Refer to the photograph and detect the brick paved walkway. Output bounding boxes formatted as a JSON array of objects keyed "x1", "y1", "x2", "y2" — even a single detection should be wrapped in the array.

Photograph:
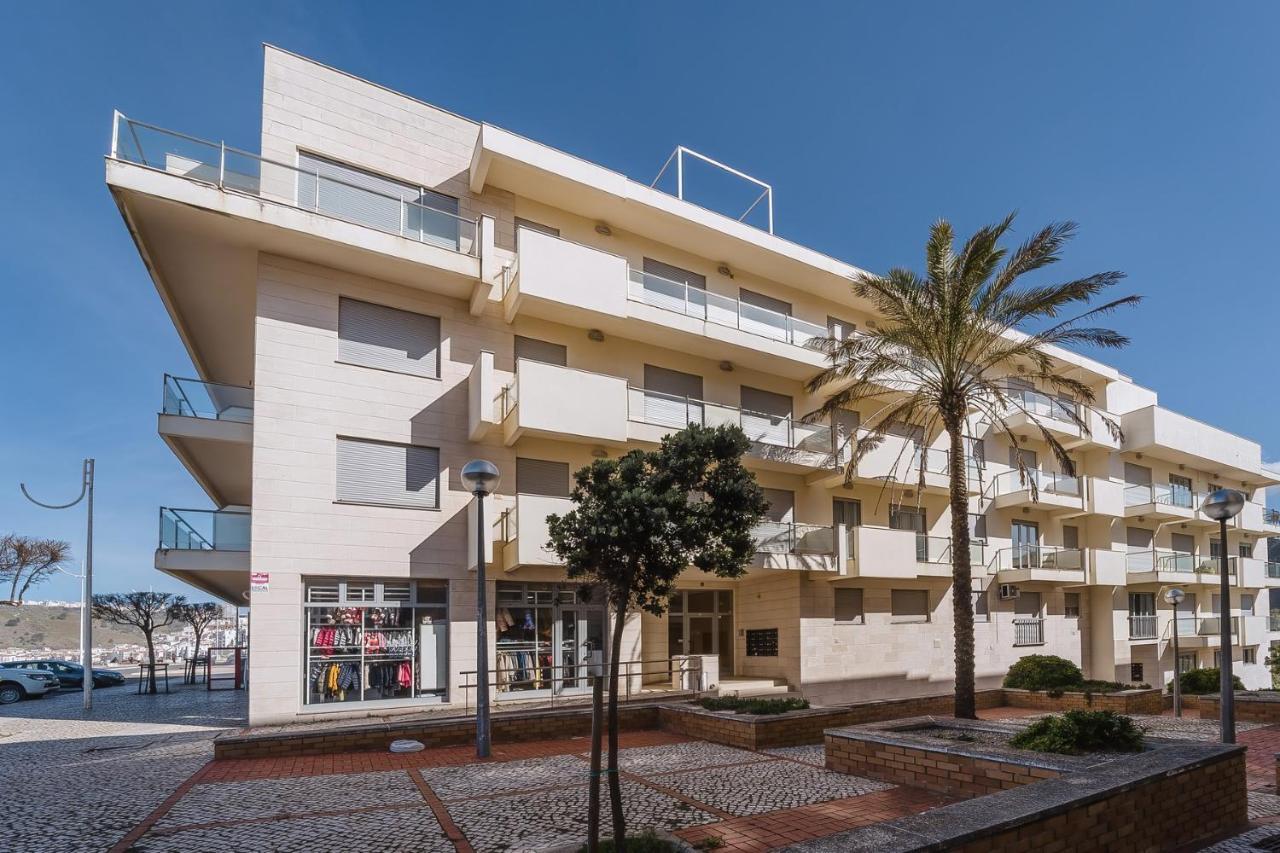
[{"x1": 124, "y1": 731, "x2": 949, "y2": 852}]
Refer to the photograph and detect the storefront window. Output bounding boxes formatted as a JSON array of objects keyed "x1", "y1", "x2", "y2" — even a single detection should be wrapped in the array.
[
  {"x1": 495, "y1": 582, "x2": 606, "y2": 697},
  {"x1": 304, "y1": 578, "x2": 448, "y2": 707}
]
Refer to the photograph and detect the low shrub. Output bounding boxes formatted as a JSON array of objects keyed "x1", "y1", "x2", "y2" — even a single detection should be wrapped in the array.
[
  {"x1": 1003, "y1": 655, "x2": 1084, "y2": 692},
  {"x1": 697, "y1": 696, "x2": 810, "y2": 715},
  {"x1": 1167, "y1": 668, "x2": 1245, "y2": 696},
  {"x1": 1009, "y1": 710, "x2": 1145, "y2": 755}
]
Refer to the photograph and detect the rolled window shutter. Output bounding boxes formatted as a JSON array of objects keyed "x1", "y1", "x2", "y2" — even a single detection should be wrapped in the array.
[
  {"x1": 515, "y1": 458, "x2": 570, "y2": 498},
  {"x1": 514, "y1": 336, "x2": 567, "y2": 367},
  {"x1": 338, "y1": 297, "x2": 440, "y2": 378},
  {"x1": 337, "y1": 438, "x2": 439, "y2": 508}
]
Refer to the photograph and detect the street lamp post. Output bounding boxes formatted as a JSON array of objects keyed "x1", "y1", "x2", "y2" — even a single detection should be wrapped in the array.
[
  {"x1": 1164, "y1": 587, "x2": 1185, "y2": 717},
  {"x1": 1201, "y1": 488, "x2": 1246, "y2": 744},
  {"x1": 20, "y1": 459, "x2": 95, "y2": 712},
  {"x1": 461, "y1": 460, "x2": 500, "y2": 759}
]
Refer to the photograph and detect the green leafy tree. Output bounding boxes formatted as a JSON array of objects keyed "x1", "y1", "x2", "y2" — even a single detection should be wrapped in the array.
[
  {"x1": 547, "y1": 423, "x2": 768, "y2": 849},
  {"x1": 91, "y1": 592, "x2": 185, "y2": 693},
  {"x1": 172, "y1": 601, "x2": 224, "y2": 683},
  {"x1": 805, "y1": 215, "x2": 1137, "y2": 718}
]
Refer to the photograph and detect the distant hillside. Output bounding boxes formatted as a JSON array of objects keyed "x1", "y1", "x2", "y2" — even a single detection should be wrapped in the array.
[{"x1": 0, "y1": 605, "x2": 185, "y2": 650}]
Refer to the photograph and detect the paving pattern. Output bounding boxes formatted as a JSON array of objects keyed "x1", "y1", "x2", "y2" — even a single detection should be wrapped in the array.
[
  {"x1": 654, "y1": 759, "x2": 893, "y2": 817},
  {"x1": 764, "y1": 744, "x2": 826, "y2": 767},
  {"x1": 1202, "y1": 824, "x2": 1280, "y2": 852}
]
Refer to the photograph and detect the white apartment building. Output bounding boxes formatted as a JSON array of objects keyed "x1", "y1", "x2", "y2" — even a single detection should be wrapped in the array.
[{"x1": 107, "y1": 46, "x2": 1280, "y2": 726}]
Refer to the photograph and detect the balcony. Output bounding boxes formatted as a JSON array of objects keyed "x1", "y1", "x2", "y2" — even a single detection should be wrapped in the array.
[
  {"x1": 1163, "y1": 616, "x2": 1240, "y2": 647},
  {"x1": 1128, "y1": 614, "x2": 1157, "y2": 640},
  {"x1": 504, "y1": 229, "x2": 828, "y2": 380},
  {"x1": 988, "y1": 546, "x2": 1086, "y2": 585},
  {"x1": 988, "y1": 470, "x2": 1083, "y2": 513},
  {"x1": 154, "y1": 507, "x2": 250, "y2": 603},
  {"x1": 492, "y1": 494, "x2": 572, "y2": 571},
  {"x1": 158, "y1": 375, "x2": 253, "y2": 506},
  {"x1": 1125, "y1": 550, "x2": 1237, "y2": 585},
  {"x1": 1013, "y1": 618, "x2": 1045, "y2": 646},
  {"x1": 1265, "y1": 507, "x2": 1280, "y2": 533},
  {"x1": 843, "y1": 527, "x2": 981, "y2": 579},
  {"x1": 496, "y1": 360, "x2": 630, "y2": 446},
  {"x1": 1271, "y1": 614, "x2": 1280, "y2": 632},
  {"x1": 751, "y1": 522, "x2": 838, "y2": 572},
  {"x1": 821, "y1": 432, "x2": 981, "y2": 495},
  {"x1": 1120, "y1": 405, "x2": 1275, "y2": 487},
  {"x1": 628, "y1": 388, "x2": 835, "y2": 471},
  {"x1": 1237, "y1": 502, "x2": 1280, "y2": 535},
  {"x1": 1123, "y1": 483, "x2": 1197, "y2": 522}
]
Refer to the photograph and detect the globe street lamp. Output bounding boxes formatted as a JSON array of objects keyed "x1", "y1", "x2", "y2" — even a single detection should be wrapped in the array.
[
  {"x1": 1164, "y1": 587, "x2": 1186, "y2": 717},
  {"x1": 461, "y1": 459, "x2": 500, "y2": 758},
  {"x1": 1201, "y1": 488, "x2": 1245, "y2": 743}
]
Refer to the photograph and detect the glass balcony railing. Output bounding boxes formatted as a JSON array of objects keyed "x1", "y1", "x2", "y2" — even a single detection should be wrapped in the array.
[
  {"x1": 1267, "y1": 562, "x2": 1280, "y2": 579},
  {"x1": 112, "y1": 114, "x2": 478, "y2": 255},
  {"x1": 1271, "y1": 613, "x2": 1280, "y2": 632},
  {"x1": 989, "y1": 469, "x2": 1081, "y2": 499},
  {"x1": 1128, "y1": 615, "x2": 1157, "y2": 640},
  {"x1": 627, "y1": 269, "x2": 826, "y2": 349},
  {"x1": 1263, "y1": 507, "x2": 1280, "y2": 529},
  {"x1": 1165, "y1": 616, "x2": 1239, "y2": 638},
  {"x1": 628, "y1": 388, "x2": 833, "y2": 456},
  {"x1": 1002, "y1": 386, "x2": 1080, "y2": 423},
  {"x1": 988, "y1": 545, "x2": 1084, "y2": 572},
  {"x1": 915, "y1": 535, "x2": 986, "y2": 565},
  {"x1": 1123, "y1": 482, "x2": 1197, "y2": 509},
  {"x1": 162, "y1": 375, "x2": 253, "y2": 423},
  {"x1": 1125, "y1": 549, "x2": 1236, "y2": 575},
  {"x1": 159, "y1": 507, "x2": 250, "y2": 551},
  {"x1": 752, "y1": 522, "x2": 835, "y2": 556}
]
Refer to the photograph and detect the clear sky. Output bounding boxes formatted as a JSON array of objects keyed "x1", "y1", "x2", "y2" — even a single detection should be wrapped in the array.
[{"x1": 1, "y1": 2, "x2": 1277, "y2": 602}]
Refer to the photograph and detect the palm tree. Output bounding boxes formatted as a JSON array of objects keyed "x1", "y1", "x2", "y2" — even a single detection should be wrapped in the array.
[{"x1": 804, "y1": 215, "x2": 1138, "y2": 718}]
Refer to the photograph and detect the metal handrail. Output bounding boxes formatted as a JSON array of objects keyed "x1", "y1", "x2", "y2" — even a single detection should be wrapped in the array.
[
  {"x1": 162, "y1": 374, "x2": 253, "y2": 422},
  {"x1": 628, "y1": 387, "x2": 833, "y2": 454},
  {"x1": 111, "y1": 113, "x2": 479, "y2": 256},
  {"x1": 457, "y1": 656, "x2": 683, "y2": 714},
  {"x1": 626, "y1": 268, "x2": 826, "y2": 347},
  {"x1": 158, "y1": 507, "x2": 250, "y2": 551},
  {"x1": 1127, "y1": 614, "x2": 1157, "y2": 640},
  {"x1": 988, "y1": 545, "x2": 1085, "y2": 572}
]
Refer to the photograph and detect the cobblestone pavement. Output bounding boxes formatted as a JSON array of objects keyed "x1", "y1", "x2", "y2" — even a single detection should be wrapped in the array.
[{"x1": 0, "y1": 676, "x2": 247, "y2": 853}]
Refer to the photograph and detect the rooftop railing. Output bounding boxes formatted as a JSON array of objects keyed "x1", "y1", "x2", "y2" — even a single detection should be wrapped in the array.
[
  {"x1": 162, "y1": 375, "x2": 253, "y2": 423},
  {"x1": 628, "y1": 388, "x2": 833, "y2": 457},
  {"x1": 989, "y1": 545, "x2": 1084, "y2": 572},
  {"x1": 627, "y1": 268, "x2": 826, "y2": 349},
  {"x1": 159, "y1": 507, "x2": 250, "y2": 551},
  {"x1": 988, "y1": 469, "x2": 1081, "y2": 499},
  {"x1": 1123, "y1": 482, "x2": 1197, "y2": 509},
  {"x1": 111, "y1": 114, "x2": 478, "y2": 256}
]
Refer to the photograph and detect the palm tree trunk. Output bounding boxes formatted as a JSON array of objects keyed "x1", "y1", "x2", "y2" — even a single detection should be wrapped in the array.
[
  {"x1": 607, "y1": 602, "x2": 627, "y2": 849},
  {"x1": 946, "y1": 417, "x2": 977, "y2": 719}
]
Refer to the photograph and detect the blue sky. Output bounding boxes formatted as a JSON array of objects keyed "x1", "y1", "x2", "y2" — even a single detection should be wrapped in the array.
[{"x1": 1, "y1": 2, "x2": 1277, "y2": 601}]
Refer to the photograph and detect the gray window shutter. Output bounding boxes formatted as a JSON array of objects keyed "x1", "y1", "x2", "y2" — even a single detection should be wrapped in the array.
[
  {"x1": 336, "y1": 438, "x2": 439, "y2": 508},
  {"x1": 642, "y1": 365, "x2": 704, "y2": 427},
  {"x1": 760, "y1": 488, "x2": 795, "y2": 523},
  {"x1": 1124, "y1": 463, "x2": 1152, "y2": 486},
  {"x1": 514, "y1": 336, "x2": 567, "y2": 368},
  {"x1": 739, "y1": 288, "x2": 792, "y2": 316},
  {"x1": 740, "y1": 386, "x2": 793, "y2": 446},
  {"x1": 834, "y1": 588, "x2": 863, "y2": 623},
  {"x1": 338, "y1": 298, "x2": 440, "y2": 378},
  {"x1": 1171, "y1": 532, "x2": 1195, "y2": 554},
  {"x1": 516, "y1": 458, "x2": 571, "y2": 498},
  {"x1": 642, "y1": 258, "x2": 705, "y2": 290},
  {"x1": 1014, "y1": 591, "x2": 1042, "y2": 617},
  {"x1": 1126, "y1": 527, "x2": 1153, "y2": 549},
  {"x1": 890, "y1": 589, "x2": 928, "y2": 619},
  {"x1": 514, "y1": 217, "x2": 560, "y2": 248}
]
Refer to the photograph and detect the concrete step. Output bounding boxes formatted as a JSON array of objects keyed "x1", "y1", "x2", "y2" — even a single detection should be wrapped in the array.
[{"x1": 716, "y1": 678, "x2": 793, "y2": 698}]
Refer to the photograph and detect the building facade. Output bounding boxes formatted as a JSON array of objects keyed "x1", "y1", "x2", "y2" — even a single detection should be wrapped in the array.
[{"x1": 108, "y1": 47, "x2": 1280, "y2": 725}]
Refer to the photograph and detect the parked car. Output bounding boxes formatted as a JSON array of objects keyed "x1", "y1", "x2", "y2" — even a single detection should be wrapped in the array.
[
  {"x1": 0, "y1": 668, "x2": 59, "y2": 704},
  {"x1": 0, "y1": 660, "x2": 127, "y2": 689}
]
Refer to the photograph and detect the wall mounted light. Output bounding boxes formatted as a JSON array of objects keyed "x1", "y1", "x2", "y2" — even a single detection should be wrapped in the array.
[
  {"x1": 587, "y1": 329, "x2": 605, "y2": 342},
  {"x1": 717, "y1": 264, "x2": 734, "y2": 278},
  {"x1": 594, "y1": 222, "x2": 612, "y2": 236},
  {"x1": 719, "y1": 361, "x2": 734, "y2": 372}
]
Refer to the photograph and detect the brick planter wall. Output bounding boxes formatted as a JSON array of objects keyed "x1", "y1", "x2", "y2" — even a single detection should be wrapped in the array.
[
  {"x1": 1002, "y1": 687, "x2": 1164, "y2": 715},
  {"x1": 1200, "y1": 692, "x2": 1280, "y2": 723},
  {"x1": 214, "y1": 702, "x2": 661, "y2": 760},
  {"x1": 659, "y1": 705, "x2": 855, "y2": 750}
]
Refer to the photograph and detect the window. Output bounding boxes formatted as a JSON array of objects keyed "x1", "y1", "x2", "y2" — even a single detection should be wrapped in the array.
[
  {"x1": 1177, "y1": 653, "x2": 1197, "y2": 675},
  {"x1": 336, "y1": 438, "x2": 440, "y2": 509},
  {"x1": 1130, "y1": 663, "x2": 1144, "y2": 683},
  {"x1": 833, "y1": 499, "x2": 862, "y2": 528},
  {"x1": 890, "y1": 589, "x2": 929, "y2": 623},
  {"x1": 515, "y1": 458, "x2": 571, "y2": 498},
  {"x1": 642, "y1": 258, "x2": 706, "y2": 291},
  {"x1": 834, "y1": 588, "x2": 864, "y2": 624},
  {"x1": 1242, "y1": 594, "x2": 1256, "y2": 615},
  {"x1": 1214, "y1": 651, "x2": 1222, "y2": 669},
  {"x1": 1169, "y1": 474, "x2": 1193, "y2": 508},
  {"x1": 1064, "y1": 593, "x2": 1081, "y2": 618},
  {"x1": 973, "y1": 582, "x2": 990, "y2": 623},
  {"x1": 1239, "y1": 543, "x2": 1253, "y2": 559},
  {"x1": 642, "y1": 365, "x2": 704, "y2": 427},
  {"x1": 337, "y1": 297, "x2": 440, "y2": 378},
  {"x1": 1245, "y1": 648, "x2": 1258, "y2": 665},
  {"x1": 1062, "y1": 525, "x2": 1080, "y2": 551},
  {"x1": 969, "y1": 513, "x2": 988, "y2": 543},
  {"x1": 514, "y1": 336, "x2": 567, "y2": 368},
  {"x1": 514, "y1": 217, "x2": 560, "y2": 247},
  {"x1": 827, "y1": 316, "x2": 857, "y2": 340}
]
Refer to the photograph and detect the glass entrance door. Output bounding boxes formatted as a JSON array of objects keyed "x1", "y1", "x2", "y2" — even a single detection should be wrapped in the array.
[
  {"x1": 667, "y1": 590, "x2": 734, "y2": 676},
  {"x1": 558, "y1": 606, "x2": 605, "y2": 692}
]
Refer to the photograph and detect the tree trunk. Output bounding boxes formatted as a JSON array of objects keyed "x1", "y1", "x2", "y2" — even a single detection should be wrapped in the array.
[
  {"x1": 607, "y1": 602, "x2": 627, "y2": 849},
  {"x1": 144, "y1": 631, "x2": 157, "y2": 695},
  {"x1": 946, "y1": 415, "x2": 977, "y2": 719},
  {"x1": 190, "y1": 629, "x2": 203, "y2": 685}
]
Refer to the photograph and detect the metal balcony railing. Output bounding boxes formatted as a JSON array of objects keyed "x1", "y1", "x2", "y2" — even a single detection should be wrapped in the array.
[
  {"x1": 988, "y1": 469, "x2": 1081, "y2": 499},
  {"x1": 627, "y1": 268, "x2": 826, "y2": 348},
  {"x1": 752, "y1": 522, "x2": 835, "y2": 556},
  {"x1": 1128, "y1": 615, "x2": 1157, "y2": 640},
  {"x1": 1123, "y1": 482, "x2": 1197, "y2": 509},
  {"x1": 159, "y1": 507, "x2": 250, "y2": 551},
  {"x1": 629, "y1": 388, "x2": 833, "y2": 456},
  {"x1": 162, "y1": 375, "x2": 253, "y2": 423},
  {"x1": 112, "y1": 114, "x2": 479, "y2": 256},
  {"x1": 1013, "y1": 618, "x2": 1045, "y2": 646},
  {"x1": 989, "y1": 545, "x2": 1084, "y2": 572}
]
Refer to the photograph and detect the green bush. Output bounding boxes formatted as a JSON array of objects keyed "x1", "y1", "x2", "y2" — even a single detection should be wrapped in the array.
[
  {"x1": 697, "y1": 696, "x2": 810, "y2": 715},
  {"x1": 1167, "y1": 668, "x2": 1245, "y2": 696},
  {"x1": 1009, "y1": 710, "x2": 1145, "y2": 755},
  {"x1": 1002, "y1": 655, "x2": 1084, "y2": 692},
  {"x1": 578, "y1": 830, "x2": 679, "y2": 852}
]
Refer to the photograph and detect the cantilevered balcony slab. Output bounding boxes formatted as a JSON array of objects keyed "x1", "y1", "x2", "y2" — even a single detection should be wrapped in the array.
[
  {"x1": 1120, "y1": 405, "x2": 1277, "y2": 488},
  {"x1": 154, "y1": 507, "x2": 251, "y2": 604},
  {"x1": 989, "y1": 547, "x2": 1088, "y2": 586},
  {"x1": 157, "y1": 376, "x2": 253, "y2": 505}
]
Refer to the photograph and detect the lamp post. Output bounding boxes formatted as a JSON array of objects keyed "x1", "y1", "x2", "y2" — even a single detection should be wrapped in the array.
[
  {"x1": 1164, "y1": 587, "x2": 1185, "y2": 717},
  {"x1": 461, "y1": 459, "x2": 500, "y2": 759},
  {"x1": 21, "y1": 459, "x2": 95, "y2": 713},
  {"x1": 1201, "y1": 488, "x2": 1245, "y2": 743}
]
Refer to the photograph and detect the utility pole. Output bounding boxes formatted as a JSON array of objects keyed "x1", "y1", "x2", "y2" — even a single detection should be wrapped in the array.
[{"x1": 22, "y1": 459, "x2": 95, "y2": 712}]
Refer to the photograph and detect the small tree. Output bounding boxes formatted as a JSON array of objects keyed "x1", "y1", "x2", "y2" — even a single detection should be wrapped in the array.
[
  {"x1": 92, "y1": 592, "x2": 185, "y2": 693},
  {"x1": 547, "y1": 423, "x2": 768, "y2": 849},
  {"x1": 172, "y1": 601, "x2": 224, "y2": 683},
  {"x1": 1, "y1": 535, "x2": 72, "y2": 605}
]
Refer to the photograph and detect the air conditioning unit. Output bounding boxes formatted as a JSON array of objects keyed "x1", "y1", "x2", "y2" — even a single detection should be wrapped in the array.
[{"x1": 998, "y1": 584, "x2": 1021, "y2": 601}]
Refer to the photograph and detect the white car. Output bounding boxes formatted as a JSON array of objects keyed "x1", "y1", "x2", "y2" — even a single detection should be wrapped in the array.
[{"x1": 0, "y1": 667, "x2": 59, "y2": 704}]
